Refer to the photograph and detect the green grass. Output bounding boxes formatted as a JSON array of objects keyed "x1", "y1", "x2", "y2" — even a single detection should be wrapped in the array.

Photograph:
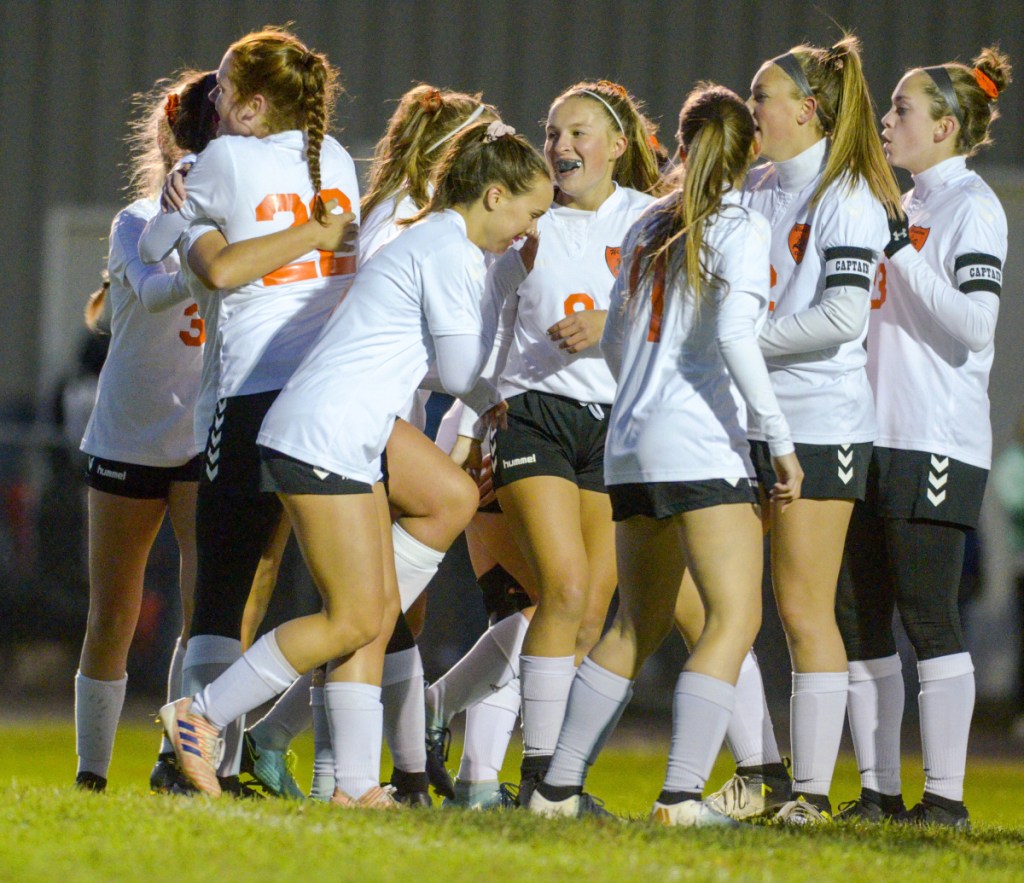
[{"x1": 3, "y1": 717, "x2": 1023, "y2": 882}]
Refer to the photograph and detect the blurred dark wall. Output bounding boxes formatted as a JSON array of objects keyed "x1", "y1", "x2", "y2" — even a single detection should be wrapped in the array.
[{"x1": 2, "y1": 0, "x2": 1022, "y2": 402}]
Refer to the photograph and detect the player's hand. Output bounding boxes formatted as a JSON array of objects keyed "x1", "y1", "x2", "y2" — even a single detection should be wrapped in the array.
[
  {"x1": 547, "y1": 309, "x2": 607, "y2": 354},
  {"x1": 884, "y1": 208, "x2": 911, "y2": 258},
  {"x1": 484, "y1": 399, "x2": 508, "y2": 431},
  {"x1": 161, "y1": 164, "x2": 192, "y2": 213},
  {"x1": 449, "y1": 434, "x2": 478, "y2": 468},
  {"x1": 475, "y1": 453, "x2": 497, "y2": 507},
  {"x1": 312, "y1": 199, "x2": 357, "y2": 252},
  {"x1": 518, "y1": 229, "x2": 540, "y2": 273},
  {"x1": 768, "y1": 451, "x2": 803, "y2": 512}
]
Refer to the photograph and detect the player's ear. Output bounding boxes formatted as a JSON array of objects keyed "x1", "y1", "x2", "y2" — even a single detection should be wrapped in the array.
[{"x1": 483, "y1": 184, "x2": 506, "y2": 211}]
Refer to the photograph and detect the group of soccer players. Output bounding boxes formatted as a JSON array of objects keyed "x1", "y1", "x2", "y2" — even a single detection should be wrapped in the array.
[{"x1": 72, "y1": 23, "x2": 1010, "y2": 830}]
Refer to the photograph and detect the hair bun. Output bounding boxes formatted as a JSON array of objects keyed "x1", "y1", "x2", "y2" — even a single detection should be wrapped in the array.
[
  {"x1": 483, "y1": 120, "x2": 516, "y2": 142},
  {"x1": 973, "y1": 67, "x2": 1000, "y2": 100},
  {"x1": 418, "y1": 88, "x2": 443, "y2": 112},
  {"x1": 164, "y1": 92, "x2": 181, "y2": 128}
]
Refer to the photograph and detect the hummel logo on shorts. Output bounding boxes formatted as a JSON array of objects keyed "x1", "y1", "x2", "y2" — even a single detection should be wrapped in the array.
[{"x1": 502, "y1": 454, "x2": 537, "y2": 470}]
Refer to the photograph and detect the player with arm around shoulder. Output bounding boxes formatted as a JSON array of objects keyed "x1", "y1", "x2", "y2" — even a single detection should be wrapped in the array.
[{"x1": 160, "y1": 119, "x2": 553, "y2": 805}]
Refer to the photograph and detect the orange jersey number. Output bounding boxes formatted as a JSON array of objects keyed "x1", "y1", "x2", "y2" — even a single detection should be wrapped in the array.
[
  {"x1": 179, "y1": 302, "x2": 205, "y2": 347},
  {"x1": 871, "y1": 263, "x2": 887, "y2": 310},
  {"x1": 563, "y1": 293, "x2": 596, "y2": 315},
  {"x1": 254, "y1": 189, "x2": 355, "y2": 287}
]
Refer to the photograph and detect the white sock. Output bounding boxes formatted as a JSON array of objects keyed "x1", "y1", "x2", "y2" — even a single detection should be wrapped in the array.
[
  {"x1": 724, "y1": 650, "x2": 782, "y2": 767},
  {"x1": 545, "y1": 659, "x2": 632, "y2": 788},
  {"x1": 160, "y1": 637, "x2": 186, "y2": 755},
  {"x1": 918, "y1": 652, "x2": 974, "y2": 802},
  {"x1": 847, "y1": 655, "x2": 904, "y2": 796},
  {"x1": 182, "y1": 634, "x2": 245, "y2": 777},
  {"x1": 459, "y1": 679, "x2": 521, "y2": 782},
  {"x1": 426, "y1": 612, "x2": 528, "y2": 730},
  {"x1": 392, "y1": 523, "x2": 445, "y2": 612},
  {"x1": 75, "y1": 672, "x2": 127, "y2": 778},
  {"x1": 250, "y1": 670, "x2": 314, "y2": 752},
  {"x1": 310, "y1": 684, "x2": 334, "y2": 800},
  {"x1": 193, "y1": 631, "x2": 300, "y2": 730},
  {"x1": 326, "y1": 681, "x2": 384, "y2": 800},
  {"x1": 382, "y1": 646, "x2": 426, "y2": 773},
  {"x1": 790, "y1": 671, "x2": 849, "y2": 797},
  {"x1": 663, "y1": 671, "x2": 736, "y2": 794},
  {"x1": 520, "y1": 654, "x2": 577, "y2": 758}
]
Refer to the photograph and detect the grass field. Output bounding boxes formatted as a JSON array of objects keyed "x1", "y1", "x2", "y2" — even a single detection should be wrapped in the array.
[{"x1": 3, "y1": 715, "x2": 1023, "y2": 882}]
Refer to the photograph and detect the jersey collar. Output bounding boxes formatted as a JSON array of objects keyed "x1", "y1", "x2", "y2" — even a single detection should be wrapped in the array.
[
  {"x1": 773, "y1": 137, "x2": 827, "y2": 194},
  {"x1": 911, "y1": 155, "x2": 968, "y2": 201}
]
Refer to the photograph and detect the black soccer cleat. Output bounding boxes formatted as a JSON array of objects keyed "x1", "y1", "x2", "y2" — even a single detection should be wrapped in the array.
[
  {"x1": 896, "y1": 795, "x2": 971, "y2": 832},
  {"x1": 390, "y1": 768, "x2": 433, "y2": 808},
  {"x1": 74, "y1": 771, "x2": 107, "y2": 793},
  {"x1": 425, "y1": 726, "x2": 456, "y2": 799},
  {"x1": 149, "y1": 752, "x2": 181, "y2": 794},
  {"x1": 835, "y1": 788, "x2": 906, "y2": 823}
]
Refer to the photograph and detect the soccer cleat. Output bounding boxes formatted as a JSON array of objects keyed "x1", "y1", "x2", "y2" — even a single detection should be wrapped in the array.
[
  {"x1": 149, "y1": 752, "x2": 181, "y2": 794},
  {"x1": 74, "y1": 771, "x2": 107, "y2": 793},
  {"x1": 330, "y1": 784, "x2": 402, "y2": 809},
  {"x1": 896, "y1": 799, "x2": 971, "y2": 832},
  {"x1": 774, "y1": 797, "x2": 833, "y2": 825},
  {"x1": 425, "y1": 726, "x2": 456, "y2": 799},
  {"x1": 240, "y1": 731, "x2": 305, "y2": 799},
  {"x1": 835, "y1": 790, "x2": 905, "y2": 823},
  {"x1": 158, "y1": 697, "x2": 225, "y2": 798},
  {"x1": 310, "y1": 773, "x2": 335, "y2": 802},
  {"x1": 389, "y1": 768, "x2": 432, "y2": 808},
  {"x1": 219, "y1": 775, "x2": 265, "y2": 800},
  {"x1": 706, "y1": 767, "x2": 792, "y2": 819},
  {"x1": 650, "y1": 799, "x2": 739, "y2": 828},
  {"x1": 528, "y1": 789, "x2": 615, "y2": 819},
  {"x1": 443, "y1": 779, "x2": 518, "y2": 811}
]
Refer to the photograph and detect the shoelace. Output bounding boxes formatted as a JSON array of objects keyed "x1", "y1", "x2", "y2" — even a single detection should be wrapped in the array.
[
  {"x1": 778, "y1": 800, "x2": 829, "y2": 824},
  {"x1": 709, "y1": 774, "x2": 751, "y2": 812}
]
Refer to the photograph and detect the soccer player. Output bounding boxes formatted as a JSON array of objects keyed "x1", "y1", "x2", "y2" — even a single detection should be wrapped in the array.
[
  {"x1": 444, "y1": 80, "x2": 661, "y2": 807},
  {"x1": 529, "y1": 82, "x2": 801, "y2": 824},
  {"x1": 139, "y1": 26, "x2": 359, "y2": 795},
  {"x1": 713, "y1": 35, "x2": 900, "y2": 824},
  {"x1": 73, "y1": 70, "x2": 216, "y2": 792},
  {"x1": 161, "y1": 119, "x2": 553, "y2": 805},
  {"x1": 836, "y1": 47, "x2": 1012, "y2": 831}
]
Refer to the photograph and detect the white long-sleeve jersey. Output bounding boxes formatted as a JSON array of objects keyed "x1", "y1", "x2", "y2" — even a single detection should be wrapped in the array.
[
  {"x1": 743, "y1": 138, "x2": 888, "y2": 444},
  {"x1": 258, "y1": 210, "x2": 501, "y2": 484},
  {"x1": 602, "y1": 193, "x2": 792, "y2": 486},
  {"x1": 81, "y1": 198, "x2": 203, "y2": 467},
  {"x1": 143, "y1": 131, "x2": 360, "y2": 399},
  {"x1": 868, "y1": 156, "x2": 1006, "y2": 469}
]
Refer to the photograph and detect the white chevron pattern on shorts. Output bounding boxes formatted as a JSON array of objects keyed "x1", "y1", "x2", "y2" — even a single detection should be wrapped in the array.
[
  {"x1": 837, "y1": 444, "x2": 853, "y2": 484},
  {"x1": 927, "y1": 454, "x2": 948, "y2": 507}
]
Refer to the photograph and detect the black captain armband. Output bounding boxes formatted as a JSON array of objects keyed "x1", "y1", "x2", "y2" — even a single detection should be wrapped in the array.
[
  {"x1": 824, "y1": 246, "x2": 876, "y2": 291},
  {"x1": 955, "y1": 253, "x2": 1003, "y2": 297}
]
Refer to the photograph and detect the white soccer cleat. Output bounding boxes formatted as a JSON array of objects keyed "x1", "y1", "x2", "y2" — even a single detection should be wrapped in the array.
[
  {"x1": 330, "y1": 784, "x2": 402, "y2": 809},
  {"x1": 650, "y1": 798, "x2": 740, "y2": 827},
  {"x1": 529, "y1": 789, "x2": 614, "y2": 819},
  {"x1": 158, "y1": 697, "x2": 224, "y2": 798}
]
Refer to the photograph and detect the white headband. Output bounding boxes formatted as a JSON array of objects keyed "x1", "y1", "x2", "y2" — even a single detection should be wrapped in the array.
[
  {"x1": 426, "y1": 104, "x2": 487, "y2": 154},
  {"x1": 578, "y1": 89, "x2": 625, "y2": 133}
]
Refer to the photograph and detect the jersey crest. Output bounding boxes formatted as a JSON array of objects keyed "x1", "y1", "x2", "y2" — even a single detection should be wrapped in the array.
[
  {"x1": 605, "y1": 246, "x2": 622, "y2": 277},
  {"x1": 788, "y1": 223, "x2": 811, "y2": 264},
  {"x1": 909, "y1": 226, "x2": 930, "y2": 252}
]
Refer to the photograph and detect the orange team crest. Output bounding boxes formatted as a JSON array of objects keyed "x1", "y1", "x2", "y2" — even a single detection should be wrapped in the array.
[
  {"x1": 909, "y1": 226, "x2": 930, "y2": 251},
  {"x1": 605, "y1": 246, "x2": 622, "y2": 277},
  {"x1": 788, "y1": 223, "x2": 810, "y2": 264}
]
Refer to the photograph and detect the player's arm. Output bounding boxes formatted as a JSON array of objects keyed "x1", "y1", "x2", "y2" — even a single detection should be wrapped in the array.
[{"x1": 187, "y1": 203, "x2": 356, "y2": 291}]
